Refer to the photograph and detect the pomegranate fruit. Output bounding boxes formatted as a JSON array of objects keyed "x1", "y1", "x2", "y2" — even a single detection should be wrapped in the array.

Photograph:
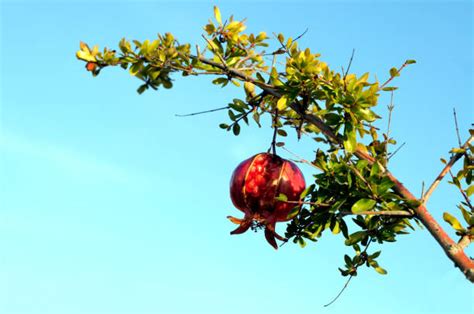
[{"x1": 228, "y1": 153, "x2": 306, "y2": 249}]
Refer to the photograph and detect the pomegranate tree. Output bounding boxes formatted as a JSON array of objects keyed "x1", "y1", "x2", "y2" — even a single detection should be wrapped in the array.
[{"x1": 228, "y1": 153, "x2": 306, "y2": 249}]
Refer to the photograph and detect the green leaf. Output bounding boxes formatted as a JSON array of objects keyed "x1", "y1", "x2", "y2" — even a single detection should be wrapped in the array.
[
  {"x1": 375, "y1": 266, "x2": 387, "y2": 275},
  {"x1": 370, "y1": 251, "x2": 381, "y2": 259},
  {"x1": 277, "y1": 95, "x2": 288, "y2": 110},
  {"x1": 443, "y1": 212, "x2": 465, "y2": 232},
  {"x1": 299, "y1": 184, "x2": 315, "y2": 200},
  {"x1": 136, "y1": 84, "x2": 147, "y2": 94},
  {"x1": 213, "y1": 6, "x2": 222, "y2": 25},
  {"x1": 458, "y1": 204, "x2": 472, "y2": 225},
  {"x1": 345, "y1": 231, "x2": 366, "y2": 246},
  {"x1": 376, "y1": 177, "x2": 395, "y2": 195},
  {"x1": 343, "y1": 123, "x2": 357, "y2": 153},
  {"x1": 252, "y1": 111, "x2": 261, "y2": 127},
  {"x1": 275, "y1": 193, "x2": 288, "y2": 202},
  {"x1": 405, "y1": 59, "x2": 416, "y2": 64},
  {"x1": 352, "y1": 198, "x2": 376, "y2": 213},
  {"x1": 344, "y1": 254, "x2": 352, "y2": 266},
  {"x1": 219, "y1": 123, "x2": 229, "y2": 129},
  {"x1": 465, "y1": 185, "x2": 474, "y2": 197},
  {"x1": 277, "y1": 129, "x2": 288, "y2": 136},
  {"x1": 298, "y1": 237, "x2": 306, "y2": 248},
  {"x1": 389, "y1": 67, "x2": 399, "y2": 77},
  {"x1": 232, "y1": 123, "x2": 240, "y2": 136},
  {"x1": 382, "y1": 86, "x2": 398, "y2": 91},
  {"x1": 370, "y1": 162, "x2": 381, "y2": 177},
  {"x1": 286, "y1": 206, "x2": 300, "y2": 220}
]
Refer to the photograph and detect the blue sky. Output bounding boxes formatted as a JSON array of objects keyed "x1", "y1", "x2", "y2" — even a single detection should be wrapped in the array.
[{"x1": 0, "y1": 1, "x2": 473, "y2": 313}]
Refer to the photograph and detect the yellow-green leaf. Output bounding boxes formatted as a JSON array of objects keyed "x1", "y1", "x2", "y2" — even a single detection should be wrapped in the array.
[
  {"x1": 466, "y1": 185, "x2": 474, "y2": 197},
  {"x1": 277, "y1": 95, "x2": 288, "y2": 111},
  {"x1": 443, "y1": 212, "x2": 465, "y2": 232},
  {"x1": 375, "y1": 267, "x2": 387, "y2": 275},
  {"x1": 214, "y1": 6, "x2": 222, "y2": 25},
  {"x1": 352, "y1": 198, "x2": 376, "y2": 213},
  {"x1": 76, "y1": 50, "x2": 96, "y2": 62}
]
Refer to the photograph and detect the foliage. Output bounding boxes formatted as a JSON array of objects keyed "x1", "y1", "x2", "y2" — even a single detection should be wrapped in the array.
[{"x1": 76, "y1": 6, "x2": 473, "y2": 285}]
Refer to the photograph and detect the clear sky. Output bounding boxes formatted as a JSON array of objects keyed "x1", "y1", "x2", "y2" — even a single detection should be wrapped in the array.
[{"x1": 0, "y1": 1, "x2": 473, "y2": 313}]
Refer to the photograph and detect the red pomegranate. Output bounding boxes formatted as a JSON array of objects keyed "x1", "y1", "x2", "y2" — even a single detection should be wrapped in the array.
[{"x1": 228, "y1": 153, "x2": 306, "y2": 249}]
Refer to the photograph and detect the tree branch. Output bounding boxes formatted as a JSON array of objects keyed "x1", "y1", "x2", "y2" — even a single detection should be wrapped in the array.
[
  {"x1": 340, "y1": 210, "x2": 414, "y2": 217},
  {"x1": 179, "y1": 54, "x2": 474, "y2": 282},
  {"x1": 422, "y1": 135, "x2": 474, "y2": 204}
]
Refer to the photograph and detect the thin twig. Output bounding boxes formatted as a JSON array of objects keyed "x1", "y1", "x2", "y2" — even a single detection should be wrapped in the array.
[
  {"x1": 175, "y1": 106, "x2": 228, "y2": 117},
  {"x1": 324, "y1": 238, "x2": 373, "y2": 307},
  {"x1": 281, "y1": 200, "x2": 331, "y2": 207},
  {"x1": 453, "y1": 108, "x2": 462, "y2": 147},
  {"x1": 281, "y1": 146, "x2": 322, "y2": 171},
  {"x1": 385, "y1": 91, "x2": 395, "y2": 161},
  {"x1": 388, "y1": 142, "x2": 406, "y2": 161},
  {"x1": 457, "y1": 235, "x2": 473, "y2": 250},
  {"x1": 324, "y1": 276, "x2": 354, "y2": 307},
  {"x1": 422, "y1": 134, "x2": 474, "y2": 205},
  {"x1": 379, "y1": 61, "x2": 410, "y2": 90},
  {"x1": 340, "y1": 210, "x2": 414, "y2": 217},
  {"x1": 269, "y1": 109, "x2": 279, "y2": 155},
  {"x1": 343, "y1": 49, "x2": 356, "y2": 80},
  {"x1": 294, "y1": 28, "x2": 309, "y2": 41}
]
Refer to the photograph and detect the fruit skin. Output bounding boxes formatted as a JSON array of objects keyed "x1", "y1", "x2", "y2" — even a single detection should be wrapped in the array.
[
  {"x1": 85, "y1": 62, "x2": 97, "y2": 72},
  {"x1": 228, "y1": 153, "x2": 306, "y2": 249}
]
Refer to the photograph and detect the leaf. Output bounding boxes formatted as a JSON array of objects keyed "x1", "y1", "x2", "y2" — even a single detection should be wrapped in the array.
[
  {"x1": 443, "y1": 212, "x2": 465, "y2": 232},
  {"x1": 232, "y1": 123, "x2": 240, "y2": 136},
  {"x1": 298, "y1": 237, "x2": 306, "y2": 248},
  {"x1": 370, "y1": 162, "x2": 381, "y2": 177},
  {"x1": 136, "y1": 84, "x2": 147, "y2": 94},
  {"x1": 375, "y1": 267, "x2": 388, "y2": 275},
  {"x1": 344, "y1": 254, "x2": 352, "y2": 266},
  {"x1": 286, "y1": 206, "x2": 300, "y2": 220},
  {"x1": 276, "y1": 142, "x2": 285, "y2": 147},
  {"x1": 450, "y1": 148, "x2": 466, "y2": 154},
  {"x1": 275, "y1": 193, "x2": 288, "y2": 202},
  {"x1": 252, "y1": 111, "x2": 261, "y2": 127},
  {"x1": 219, "y1": 123, "x2": 229, "y2": 129},
  {"x1": 382, "y1": 86, "x2": 398, "y2": 91},
  {"x1": 343, "y1": 123, "x2": 357, "y2": 153},
  {"x1": 458, "y1": 204, "x2": 472, "y2": 225},
  {"x1": 389, "y1": 67, "x2": 399, "y2": 77},
  {"x1": 345, "y1": 231, "x2": 366, "y2": 246},
  {"x1": 277, "y1": 129, "x2": 288, "y2": 136},
  {"x1": 277, "y1": 95, "x2": 288, "y2": 111},
  {"x1": 352, "y1": 198, "x2": 376, "y2": 213},
  {"x1": 370, "y1": 251, "x2": 381, "y2": 259},
  {"x1": 466, "y1": 185, "x2": 474, "y2": 197},
  {"x1": 331, "y1": 221, "x2": 340, "y2": 234},
  {"x1": 299, "y1": 184, "x2": 315, "y2": 200},
  {"x1": 277, "y1": 33, "x2": 284, "y2": 43},
  {"x1": 213, "y1": 6, "x2": 222, "y2": 25},
  {"x1": 405, "y1": 59, "x2": 416, "y2": 64}
]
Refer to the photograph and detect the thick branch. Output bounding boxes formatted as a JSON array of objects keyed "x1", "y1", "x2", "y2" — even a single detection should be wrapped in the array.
[{"x1": 190, "y1": 55, "x2": 474, "y2": 282}]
